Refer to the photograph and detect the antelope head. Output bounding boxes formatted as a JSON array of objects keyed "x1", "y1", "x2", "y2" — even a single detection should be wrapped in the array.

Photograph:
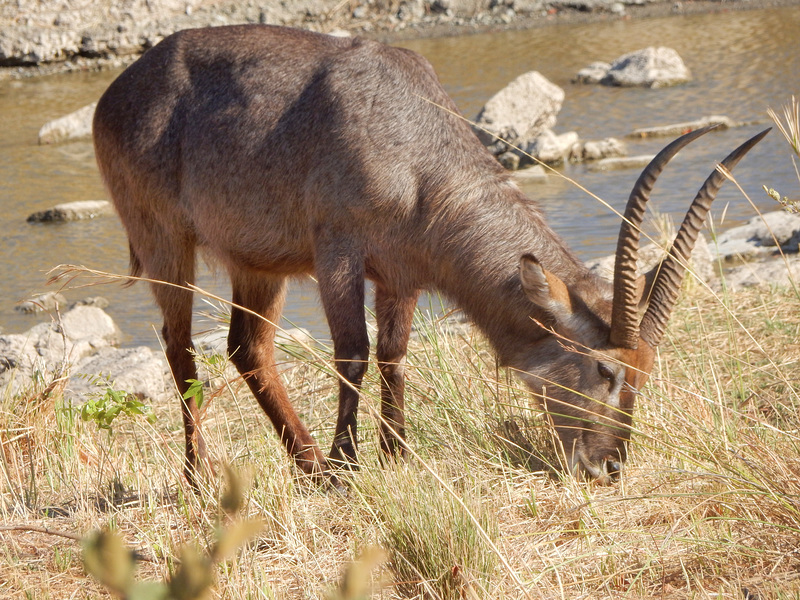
[{"x1": 517, "y1": 126, "x2": 769, "y2": 483}]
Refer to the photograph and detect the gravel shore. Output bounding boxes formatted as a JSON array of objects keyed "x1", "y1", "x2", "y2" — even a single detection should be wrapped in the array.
[{"x1": 2, "y1": 0, "x2": 799, "y2": 80}]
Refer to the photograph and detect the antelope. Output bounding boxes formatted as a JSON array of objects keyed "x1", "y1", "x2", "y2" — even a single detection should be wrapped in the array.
[{"x1": 92, "y1": 23, "x2": 767, "y2": 486}]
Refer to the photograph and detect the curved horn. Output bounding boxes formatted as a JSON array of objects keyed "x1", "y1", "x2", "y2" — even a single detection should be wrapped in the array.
[
  {"x1": 609, "y1": 125, "x2": 718, "y2": 349},
  {"x1": 638, "y1": 128, "x2": 770, "y2": 348}
]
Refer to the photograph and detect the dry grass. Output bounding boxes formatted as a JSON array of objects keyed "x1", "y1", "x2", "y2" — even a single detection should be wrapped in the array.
[
  {"x1": 2, "y1": 72, "x2": 796, "y2": 600},
  {"x1": 2, "y1": 276, "x2": 800, "y2": 599}
]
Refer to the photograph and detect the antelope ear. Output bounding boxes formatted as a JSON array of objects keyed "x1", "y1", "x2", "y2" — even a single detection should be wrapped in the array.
[{"x1": 519, "y1": 254, "x2": 574, "y2": 326}]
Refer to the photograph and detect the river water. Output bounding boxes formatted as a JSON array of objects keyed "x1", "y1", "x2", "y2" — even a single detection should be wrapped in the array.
[{"x1": 1, "y1": 6, "x2": 797, "y2": 347}]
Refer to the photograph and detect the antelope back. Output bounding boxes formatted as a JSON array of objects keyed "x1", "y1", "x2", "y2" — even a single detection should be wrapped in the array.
[{"x1": 92, "y1": 24, "x2": 501, "y2": 276}]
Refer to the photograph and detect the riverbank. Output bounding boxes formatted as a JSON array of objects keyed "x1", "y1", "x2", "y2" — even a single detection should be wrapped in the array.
[{"x1": 2, "y1": 0, "x2": 800, "y2": 80}]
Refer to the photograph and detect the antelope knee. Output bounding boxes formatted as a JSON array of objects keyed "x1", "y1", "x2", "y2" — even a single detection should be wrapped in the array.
[
  {"x1": 379, "y1": 355, "x2": 406, "y2": 379},
  {"x1": 340, "y1": 353, "x2": 368, "y2": 382}
]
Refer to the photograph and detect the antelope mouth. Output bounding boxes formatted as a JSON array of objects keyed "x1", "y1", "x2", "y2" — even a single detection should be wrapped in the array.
[{"x1": 572, "y1": 449, "x2": 623, "y2": 485}]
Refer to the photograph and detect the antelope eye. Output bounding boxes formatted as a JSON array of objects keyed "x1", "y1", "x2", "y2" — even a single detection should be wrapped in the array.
[{"x1": 597, "y1": 362, "x2": 615, "y2": 382}]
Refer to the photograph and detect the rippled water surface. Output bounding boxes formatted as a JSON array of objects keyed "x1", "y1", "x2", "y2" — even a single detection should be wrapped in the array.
[{"x1": 1, "y1": 6, "x2": 797, "y2": 346}]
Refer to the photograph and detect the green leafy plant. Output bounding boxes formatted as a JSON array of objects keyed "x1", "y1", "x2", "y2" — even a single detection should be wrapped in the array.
[
  {"x1": 182, "y1": 379, "x2": 205, "y2": 410},
  {"x1": 79, "y1": 385, "x2": 156, "y2": 432}
]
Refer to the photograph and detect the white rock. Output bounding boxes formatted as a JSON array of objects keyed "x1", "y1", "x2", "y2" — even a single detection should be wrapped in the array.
[
  {"x1": 194, "y1": 326, "x2": 315, "y2": 358},
  {"x1": 474, "y1": 71, "x2": 564, "y2": 149},
  {"x1": 0, "y1": 306, "x2": 122, "y2": 397},
  {"x1": 587, "y1": 155, "x2": 656, "y2": 172},
  {"x1": 513, "y1": 164, "x2": 548, "y2": 182},
  {"x1": 60, "y1": 305, "x2": 122, "y2": 347},
  {"x1": 721, "y1": 256, "x2": 800, "y2": 291},
  {"x1": 67, "y1": 346, "x2": 170, "y2": 404},
  {"x1": 586, "y1": 234, "x2": 714, "y2": 285},
  {"x1": 27, "y1": 200, "x2": 113, "y2": 223},
  {"x1": 38, "y1": 102, "x2": 96, "y2": 144},
  {"x1": 14, "y1": 291, "x2": 66, "y2": 313},
  {"x1": 713, "y1": 211, "x2": 800, "y2": 261},
  {"x1": 602, "y1": 47, "x2": 691, "y2": 88},
  {"x1": 523, "y1": 129, "x2": 579, "y2": 165},
  {"x1": 629, "y1": 115, "x2": 738, "y2": 138},
  {"x1": 573, "y1": 61, "x2": 611, "y2": 84},
  {"x1": 570, "y1": 137, "x2": 627, "y2": 162}
]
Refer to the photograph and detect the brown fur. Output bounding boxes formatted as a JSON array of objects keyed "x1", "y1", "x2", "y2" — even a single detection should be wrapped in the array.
[{"x1": 93, "y1": 24, "x2": 711, "y2": 485}]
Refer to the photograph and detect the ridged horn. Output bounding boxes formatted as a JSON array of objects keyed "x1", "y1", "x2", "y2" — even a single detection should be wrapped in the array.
[
  {"x1": 609, "y1": 125, "x2": 718, "y2": 349},
  {"x1": 638, "y1": 128, "x2": 771, "y2": 348}
]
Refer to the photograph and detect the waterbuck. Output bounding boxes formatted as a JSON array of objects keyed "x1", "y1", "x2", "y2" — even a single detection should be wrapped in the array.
[{"x1": 92, "y1": 24, "x2": 767, "y2": 486}]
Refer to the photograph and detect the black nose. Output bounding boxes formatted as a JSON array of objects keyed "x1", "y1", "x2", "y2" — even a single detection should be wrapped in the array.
[{"x1": 606, "y1": 461, "x2": 622, "y2": 481}]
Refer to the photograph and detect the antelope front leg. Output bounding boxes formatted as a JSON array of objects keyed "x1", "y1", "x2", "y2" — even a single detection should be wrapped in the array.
[
  {"x1": 316, "y1": 248, "x2": 370, "y2": 470},
  {"x1": 376, "y1": 286, "x2": 419, "y2": 458},
  {"x1": 228, "y1": 275, "x2": 331, "y2": 480}
]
